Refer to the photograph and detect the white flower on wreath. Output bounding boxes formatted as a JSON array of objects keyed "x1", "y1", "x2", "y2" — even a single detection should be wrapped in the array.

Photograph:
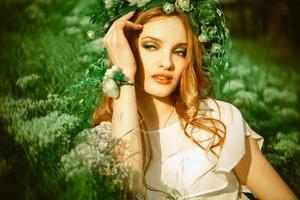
[
  {"x1": 127, "y1": 0, "x2": 138, "y2": 6},
  {"x1": 225, "y1": 27, "x2": 230, "y2": 38},
  {"x1": 138, "y1": 0, "x2": 152, "y2": 7},
  {"x1": 198, "y1": 32, "x2": 209, "y2": 43},
  {"x1": 104, "y1": 0, "x2": 114, "y2": 9},
  {"x1": 216, "y1": 8, "x2": 222, "y2": 16},
  {"x1": 103, "y1": 78, "x2": 119, "y2": 99},
  {"x1": 175, "y1": 0, "x2": 193, "y2": 12},
  {"x1": 211, "y1": 43, "x2": 221, "y2": 53},
  {"x1": 127, "y1": 0, "x2": 151, "y2": 7},
  {"x1": 209, "y1": 26, "x2": 218, "y2": 35},
  {"x1": 163, "y1": 3, "x2": 175, "y2": 14}
]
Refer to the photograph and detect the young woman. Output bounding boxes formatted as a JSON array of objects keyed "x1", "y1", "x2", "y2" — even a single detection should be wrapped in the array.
[{"x1": 92, "y1": 5, "x2": 298, "y2": 200}]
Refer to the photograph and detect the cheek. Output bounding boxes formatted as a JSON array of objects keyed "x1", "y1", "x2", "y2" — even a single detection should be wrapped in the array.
[
  {"x1": 140, "y1": 47, "x2": 156, "y2": 60},
  {"x1": 136, "y1": 48, "x2": 148, "y2": 75},
  {"x1": 139, "y1": 52, "x2": 157, "y2": 74},
  {"x1": 174, "y1": 60, "x2": 187, "y2": 77}
]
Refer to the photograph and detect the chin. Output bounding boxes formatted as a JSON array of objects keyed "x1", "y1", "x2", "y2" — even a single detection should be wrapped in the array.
[
  {"x1": 149, "y1": 92, "x2": 172, "y2": 98},
  {"x1": 144, "y1": 86, "x2": 176, "y2": 98}
]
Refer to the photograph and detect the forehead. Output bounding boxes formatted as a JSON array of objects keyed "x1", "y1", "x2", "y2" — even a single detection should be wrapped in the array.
[{"x1": 139, "y1": 16, "x2": 187, "y2": 44}]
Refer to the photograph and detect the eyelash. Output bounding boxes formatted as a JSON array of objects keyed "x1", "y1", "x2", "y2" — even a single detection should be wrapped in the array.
[{"x1": 142, "y1": 44, "x2": 187, "y2": 57}]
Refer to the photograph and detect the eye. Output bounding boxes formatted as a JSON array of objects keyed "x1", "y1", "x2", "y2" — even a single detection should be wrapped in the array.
[
  {"x1": 175, "y1": 49, "x2": 187, "y2": 57},
  {"x1": 142, "y1": 43, "x2": 157, "y2": 51}
]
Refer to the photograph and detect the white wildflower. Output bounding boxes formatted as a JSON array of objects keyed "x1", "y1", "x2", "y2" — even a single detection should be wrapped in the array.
[
  {"x1": 16, "y1": 74, "x2": 40, "y2": 89},
  {"x1": 263, "y1": 87, "x2": 281, "y2": 103},
  {"x1": 264, "y1": 87, "x2": 298, "y2": 104},
  {"x1": 104, "y1": 22, "x2": 110, "y2": 30},
  {"x1": 233, "y1": 90, "x2": 258, "y2": 107},
  {"x1": 64, "y1": 16, "x2": 78, "y2": 26},
  {"x1": 79, "y1": 16, "x2": 90, "y2": 27},
  {"x1": 277, "y1": 108, "x2": 300, "y2": 119},
  {"x1": 83, "y1": 38, "x2": 105, "y2": 54},
  {"x1": 87, "y1": 30, "x2": 95, "y2": 40},
  {"x1": 223, "y1": 79, "x2": 245, "y2": 93},
  {"x1": 104, "y1": 0, "x2": 114, "y2": 9},
  {"x1": 81, "y1": 55, "x2": 91, "y2": 64},
  {"x1": 229, "y1": 63, "x2": 251, "y2": 78},
  {"x1": 64, "y1": 27, "x2": 81, "y2": 36}
]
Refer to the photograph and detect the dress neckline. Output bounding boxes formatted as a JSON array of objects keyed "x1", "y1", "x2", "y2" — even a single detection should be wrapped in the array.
[
  {"x1": 145, "y1": 98, "x2": 213, "y2": 134},
  {"x1": 145, "y1": 119, "x2": 180, "y2": 134}
]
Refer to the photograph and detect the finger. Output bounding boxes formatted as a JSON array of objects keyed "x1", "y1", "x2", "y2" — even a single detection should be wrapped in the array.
[
  {"x1": 105, "y1": 21, "x2": 141, "y2": 48},
  {"x1": 123, "y1": 20, "x2": 143, "y2": 30},
  {"x1": 114, "y1": 19, "x2": 143, "y2": 31},
  {"x1": 106, "y1": 11, "x2": 137, "y2": 37},
  {"x1": 120, "y1": 10, "x2": 135, "y2": 20}
]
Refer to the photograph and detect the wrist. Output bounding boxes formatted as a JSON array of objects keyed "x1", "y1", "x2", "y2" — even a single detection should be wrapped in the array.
[
  {"x1": 124, "y1": 75, "x2": 135, "y2": 84},
  {"x1": 121, "y1": 71, "x2": 135, "y2": 82}
]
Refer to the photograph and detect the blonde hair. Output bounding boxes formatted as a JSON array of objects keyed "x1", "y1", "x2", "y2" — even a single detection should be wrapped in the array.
[{"x1": 93, "y1": 6, "x2": 226, "y2": 198}]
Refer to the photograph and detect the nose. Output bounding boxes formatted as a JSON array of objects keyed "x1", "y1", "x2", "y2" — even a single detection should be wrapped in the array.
[{"x1": 159, "y1": 49, "x2": 173, "y2": 70}]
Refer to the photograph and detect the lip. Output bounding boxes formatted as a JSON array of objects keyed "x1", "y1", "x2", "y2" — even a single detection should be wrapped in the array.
[{"x1": 152, "y1": 74, "x2": 173, "y2": 84}]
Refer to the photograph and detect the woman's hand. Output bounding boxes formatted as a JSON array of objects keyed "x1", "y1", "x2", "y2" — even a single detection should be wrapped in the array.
[{"x1": 102, "y1": 11, "x2": 143, "y2": 81}]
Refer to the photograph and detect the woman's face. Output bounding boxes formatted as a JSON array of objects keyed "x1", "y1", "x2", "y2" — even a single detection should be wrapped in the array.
[{"x1": 135, "y1": 15, "x2": 188, "y2": 98}]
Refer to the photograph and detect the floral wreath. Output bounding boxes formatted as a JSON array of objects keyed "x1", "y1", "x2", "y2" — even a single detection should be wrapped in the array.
[{"x1": 84, "y1": 0, "x2": 232, "y2": 98}]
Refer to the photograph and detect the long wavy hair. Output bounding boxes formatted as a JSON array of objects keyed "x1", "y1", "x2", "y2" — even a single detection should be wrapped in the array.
[{"x1": 93, "y1": 6, "x2": 226, "y2": 199}]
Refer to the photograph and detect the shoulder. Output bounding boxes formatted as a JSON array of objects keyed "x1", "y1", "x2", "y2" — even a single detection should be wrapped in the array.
[{"x1": 202, "y1": 98, "x2": 243, "y2": 122}]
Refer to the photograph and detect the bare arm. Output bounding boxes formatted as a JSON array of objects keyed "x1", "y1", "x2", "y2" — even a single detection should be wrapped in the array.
[
  {"x1": 112, "y1": 84, "x2": 142, "y2": 172},
  {"x1": 234, "y1": 136, "x2": 298, "y2": 200},
  {"x1": 111, "y1": 82, "x2": 144, "y2": 192},
  {"x1": 102, "y1": 11, "x2": 144, "y2": 190}
]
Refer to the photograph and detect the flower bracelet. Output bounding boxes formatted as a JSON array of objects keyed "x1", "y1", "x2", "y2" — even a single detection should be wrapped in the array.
[{"x1": 102, "y1": 65, "x2": 135, "y2": 99}]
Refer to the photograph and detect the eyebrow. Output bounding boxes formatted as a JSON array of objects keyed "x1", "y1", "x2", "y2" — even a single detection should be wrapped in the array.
[{"x1": 141, "y1": 36, "x2": 187, "y2": 47}]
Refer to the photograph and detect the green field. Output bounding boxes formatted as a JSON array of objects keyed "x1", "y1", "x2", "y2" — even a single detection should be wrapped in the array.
[{"x1": 0, "y1": 0, "x2": 299, "y2": 199}]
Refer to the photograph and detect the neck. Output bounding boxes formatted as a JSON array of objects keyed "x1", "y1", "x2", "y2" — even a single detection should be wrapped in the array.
[{"x1": 136, "y1": 92, "x2": 177, "y2": 130}]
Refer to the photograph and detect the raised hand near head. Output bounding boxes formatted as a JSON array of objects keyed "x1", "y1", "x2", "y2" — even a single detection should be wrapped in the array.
[{"x1": 102, "y1": 11, "x2": 143, "y2": 81}]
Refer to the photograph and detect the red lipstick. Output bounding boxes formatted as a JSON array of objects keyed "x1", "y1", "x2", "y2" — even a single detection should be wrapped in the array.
[{"x1": 152, "y1": 74, "x2": 173, "y2": 84}]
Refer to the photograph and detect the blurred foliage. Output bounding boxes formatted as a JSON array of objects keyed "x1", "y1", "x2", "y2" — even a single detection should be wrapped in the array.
[
  {"x1": 0, "y1": 0, "x2": 299, "y2": 199},
  {"x1": 218, "y1": 39, "x2": 300, "y2": 195}
]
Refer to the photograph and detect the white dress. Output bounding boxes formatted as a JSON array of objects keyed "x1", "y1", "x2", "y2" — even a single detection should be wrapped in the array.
[
  {"x1": 143, "y1": 99, "x2": 263, "y2": 200},
  {"x1": 96, "y1": 99, "x2": 264, "y2": 200}
]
